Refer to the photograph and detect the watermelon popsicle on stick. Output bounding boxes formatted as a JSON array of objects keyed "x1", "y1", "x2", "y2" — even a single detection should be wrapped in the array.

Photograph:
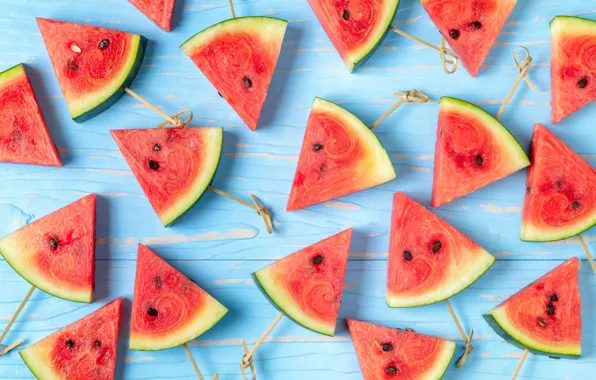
[
  {"x1": 0, "y1": 194, "x2": 97, "y2": 356},
  {"x1": 483, "y1": 258, "x2": 582, "y2": 379},
  {"x1": 240, "y1": 229, "x2": 353, "y2": 379}
]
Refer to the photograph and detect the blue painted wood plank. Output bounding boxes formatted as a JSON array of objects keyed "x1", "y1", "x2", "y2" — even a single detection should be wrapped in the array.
[{"x1": 0, "y1": 0, "x2": 595, "y2": 379}]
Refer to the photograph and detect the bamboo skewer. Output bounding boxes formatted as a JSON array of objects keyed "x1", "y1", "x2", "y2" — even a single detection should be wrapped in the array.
[
  {"x1": 0, "y1": 285, "x2": 35, "y2": 356},
  {"x1": 183, "y1": 343, "x2": 205, "y2": 380},
  {"x1": 445, "y1": 299, "x2": 474, "y2": 368},
  {"x1": 511, "y1": 349, "x2": 529, "y2": 380},
  {"x1": 369, "y1": 90, "x2": 430, "y2": 130},
  {"x1": 228, "y1": 0, "x2": 236, "y2": 18},
  {"x1": 578, "y1": 234, "x2": 596, "y2": 273},
  {"x1": 240, "y1": 312, "x2": 284, "y2": 379}
]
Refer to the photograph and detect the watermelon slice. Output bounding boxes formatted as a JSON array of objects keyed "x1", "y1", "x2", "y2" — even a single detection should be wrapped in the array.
[
  {"x1": 180, "y1": 17, "x2": 287, "y2": 131},
  {"x1": 0, "y1": 64, "x2": 61, "y2": 167},
  {"x1": 37, "y1": 18, "x2": 147, "y2": 122},
  {"x1": 347, "y1": 319, "x2": 455, "y2": 379},
  {"x1": 0, "y1": 194, "x2": 96, "y2": 303},
  {"x1": 129, "y1": 0, "x2": 176, "y2": 32},
  {"x1": 420, "y1": 0, "x2": 517, "y2": 76},
  {"x1": 551, "y1": 16, "x2": 596, "y2": 124},
  {"x1": 20, "y1": 298, "x2": 122, "y2": 380},
  {"x1": 484, "y1": 258, "x2": 582, "y2": 358},
  {"x1": 432, "y1": 97, "x2": 530, "y2": 207},
  {"x1": 130, "y1": 244, "x2": 228, "y2": 350},
  {"x1": 253, "y1": 228, "x2": 352, "y2": 336},
  {"x1": 287, "y1": 98, "x2": 396, "y2": 211},
  {"x1": 387, "y1": 192, "x2": 495, "y2": 307},
  {"x1": 111, "y1": 127, "x2": 223, "y2": 226},
  {"x1": 307, "y1": 0, "x2": 400, "y2": 72},
  {"x1": 521, "y1": 124, "x2": 596, "y2": 242}
]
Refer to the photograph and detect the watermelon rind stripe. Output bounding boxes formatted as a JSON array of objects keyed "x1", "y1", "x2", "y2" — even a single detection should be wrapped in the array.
[
  {"x1": 387, "y1": 248, "x2": 495, "y2": 308},
  {"x1": 431, "y1": 340, "x2": 456, "y2": 379},
  {"x1": 521, "y1": 215, "x2": 596, "y2": 242},
  {"x1": 550, "y1": 15, "x2": 596, "y2": 30},
  {"x1": 483, "y1": 308, "x2": 581, "y2": 359},
  {"x1": 0, "y1": 63, "x2": 26, "y2": 83},
  {"x1": 129, "y1": 296, "x2": 228, "y2": 351},
  {"x1": 252, "y1": 271, "x2": 335, "y2": 336},
  {"x1": 72, "y1": 35, "x2": 147, "y2": 123},
  {"x1": 20, "y1": 344, "x2": 61, "y2": 380}
]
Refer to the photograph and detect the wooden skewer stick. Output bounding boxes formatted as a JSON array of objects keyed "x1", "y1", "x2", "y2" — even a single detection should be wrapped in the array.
[
  {"x1": 240, "y1": 312, "x2": 284, "y2": 379},
  {"x1": 578, "y1": 234, "x2": 596, "y2": 273},
  {"x1": 496, "y1": 46, "x2": 535, "y2": 120},
  {"x1": 389, "y1": 26, "x2": 459, "y2": 74},
  {"x1": 228, "y1": 0, "x2": 236, "y2": 18},
  {"x1": 240, "y1": 340, "x2": 257, "y2": 380},
  {"x1": 183, "y1": 343, "x2": 205, "y2": 380},
  {"x1": 369, "y1": 90, "x2": 430, "y2": 130},
  {"x1": 124, "y1": 87, "x2": 274, "y2": 234},
  {"x1": 0, "y1": 285, "x2": 35, "y2": 356},
  {"x1": 444, "y1": 299, "x2": 474, "y2": 368},
  {"x1": 511, "y1": 349, "x2": 529, "y2": 380}
]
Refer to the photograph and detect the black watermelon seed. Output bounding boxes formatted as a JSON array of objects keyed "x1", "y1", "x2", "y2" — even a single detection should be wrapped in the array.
[
  {"x1": 319, "y1": 164, "x2": 328, "y2": 172},
  {"x1": 312, "y1": 255, "x2": 324, "y2": 265},
  {"x1": 537, "y1": 317, "x2": 547, "y2": 327},
  {"x1": 49, "y1": 237, "x2": 59, "y2": 250},
  {"x1": 432, "y1": 241, "x2": 442, "y2": 253},
  {"x1": 475, "y1": 155, "x2": 483, "y2": 166},
  {"x1": 243, "y1": 76, "x2": 253, "y2": 88},
  {"x1": 554, "y1": 180, "x2": 563, "y2": 189},
  {"x1": 572, "y1": 201, "x2": 581, "y2": 209},
  {"x1": 547, "y1": 303, "x2": 555, "y2": 316},
  {"x1": 385, "y1": 366, "x2": 399, "y2": 375},
  {"x1": 449, "y1": 29, "x2": 460, "y2": 39},
  {"x1": 313, "y1": 143, "x2": 323, "y2": 152},
  {"x1": 578, "y1": 77, "x2": 588, "y2": 89},
  {"x1": 218, "y1": 92, "x2": 223, "y2": 98},
  {"x1": 527, "y1": 186, "x2": 532, "y2": 194},
  {"x1": 98, "y1": 39, "x2": 110, "y2": 50},
  {"x1": 405, "y1": 327, "x2": 414, "y2": 332},
  {"x1": 550, "y1": 294, "x2": 558, "y2": 302},
  {"x1": 403, "y1": 250, "x2": 413, "y2": 261},
  {"x1": 155, "y1": 276, "x2": 163, "y2": 288},
  {"x1": 153, "y1": 144, "x2": 161, "y2": 152},
  {"x1": 471, "y1": 21, "x2": 482, "y2": 29},
  {"x1": 68, "y1": 61, "x2": 79, "y2": 71},
  {"x1": 65, "y1": 338, "x2": 75, "y2": 349},
  {"x1": 147, "y1": 307, "x2": 159, "y2": 317},
  {"x1": 94, "y1": 339, "x2": 102, "y2": 348},
  {"x1": 381, "y1": 343, "x2": 393, "y2": 352},
  {"x1": 342, "y1": 10, "x2": 350, "y2": 20},
  {"x1": 148, "y1": 160, "x2": 159, "y2": 170}
]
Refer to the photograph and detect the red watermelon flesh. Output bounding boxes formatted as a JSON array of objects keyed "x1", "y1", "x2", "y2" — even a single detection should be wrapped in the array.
[
  {"x1": 287, "y1": 97, "x2": 396, "y2": 211},
  {"x1": 551, "y1": 16, "x2": 596, "y2": 124},
  {"x1": 307, "y1": 0, "x2": 400, "y2": 72},
  {"x1": 484, "y1": 258, "x2": 582, "y2": 357},
  {"x1": 521, "y1": 124, "x2": 596, "y2": 242},
  {"x1": 130, "y1": 244, "x2": 228, "y2": 350},
  {"x1": 387, "y1": 192, "x2": 495, "y2": 308},
  {"x1": 111, "y1": 127, "x2": 223, "y2": 227},
  {"x1": 20, "y1": 298, "x2": 122, "y2": 380},
  {"x1": 180, "y1": 17, "x2": 287, "y2": 131},
  {"x1": 432, "y1": 97, "x2": 530, "y2": 207},
  {"x1": 0, "y1": 194, "x2": 96, "y2": 303},
  {"x1": 37, "y1": 18, "x2": 146, "y2": 122},
  {"x1": 420, "y1": 0, "x2": 517, "y2": 76},
  {"x1": 347, "y1": 319, "x2": 455, "y2": 380},
  {"x1": 129, "y1": 0, "x2": 176, "y2": 31},
  {"x1": 0, "y1": 64, "x2": 61, "y2": 167},
  {"x1": 253, "y1": 229, "x2": 352, "y2": 336}
]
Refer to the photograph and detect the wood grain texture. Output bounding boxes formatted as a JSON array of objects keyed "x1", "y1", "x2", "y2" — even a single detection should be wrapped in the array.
[{"x1": 0, "y1": 0, "x2": 595, "y2": 379}]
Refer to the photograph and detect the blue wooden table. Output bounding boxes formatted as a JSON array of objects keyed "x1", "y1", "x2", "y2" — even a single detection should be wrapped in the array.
[{"x1": 1, "y1": 0, "x2": 595, "y2": 379}]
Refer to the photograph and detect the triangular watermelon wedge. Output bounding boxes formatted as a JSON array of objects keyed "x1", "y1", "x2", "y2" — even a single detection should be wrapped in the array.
[
  {"x1": 0, "y1": 194, "x2": 96, "y2": 303},
  {"x1": 37, "y1": 18, "x2": 147, "y2": 122},
  {"x1": 180, "y1": 17, "x2": 287, "y2": 131},
  {"x1": 0, "y1": 64, "x2": 61, "y2": 167},
  {"x1": 20, "y1": 298, "x2": 122, "y2": 380},
  {"x1": 420, "y1": 0, "x2": 517, "y2": 76},
  {"x1": 432, "y1": 97, "x2": 530, "y2": 207},
  {"x1": 521, "y1": 124, "x2": 596, "y2": 242},
  {"x1": 253, "y1": 228, "x2": 352, "y2": 336},
  {"x1": 347, "y1": 319, "x2": 455, "y2": 380},
  {"x1": 129, "y1": 0, "x2": 176, "y2": 32},
  {"x1": 111, "y1": 127, "x2": 223, "y2": 226},
  {"x1": 387, "y1": 192, "x2": 495, "y2": 307},
  {"x1": 287, "y1": 98, "x2": 396, "y2": 211},
  {"x1": 484, "y1": 258, "x2": 582, "y2": 358},
  {"x1": 130, "y1": 244, "x2": 228, "y2": 350},
  {"x1": 307, "y1": 0, "x2": 400, "y2": 72},
  {"x1": 551, "y1": 16, "x2": 596, "y2": 124}
]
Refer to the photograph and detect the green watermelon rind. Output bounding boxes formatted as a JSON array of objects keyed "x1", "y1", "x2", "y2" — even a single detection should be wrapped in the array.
[
  {"x1": 521, "y1": 217, "x2": 596, "y2": 242},
  {"x1": 251, "y1": 271, "x2": 335, "y2": 336},
  {"x1": 483, "y1": 308, "x2": 582, "y2": 359},
  {"x1": 549, "y1": 15, "x2": 596, "y2": 30},
  {"x1": 386, "y1": 249, "x2": 496, "y2": 308},
  {"x1": 72, "y1": 35, "x2": 147, "y2": 123},
  {"x1": 0, "y1": 63, "x2": 26, "y2": 82},
  {"x1": 20, "y1": 348, "x2": 61, "y2": 380}
]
